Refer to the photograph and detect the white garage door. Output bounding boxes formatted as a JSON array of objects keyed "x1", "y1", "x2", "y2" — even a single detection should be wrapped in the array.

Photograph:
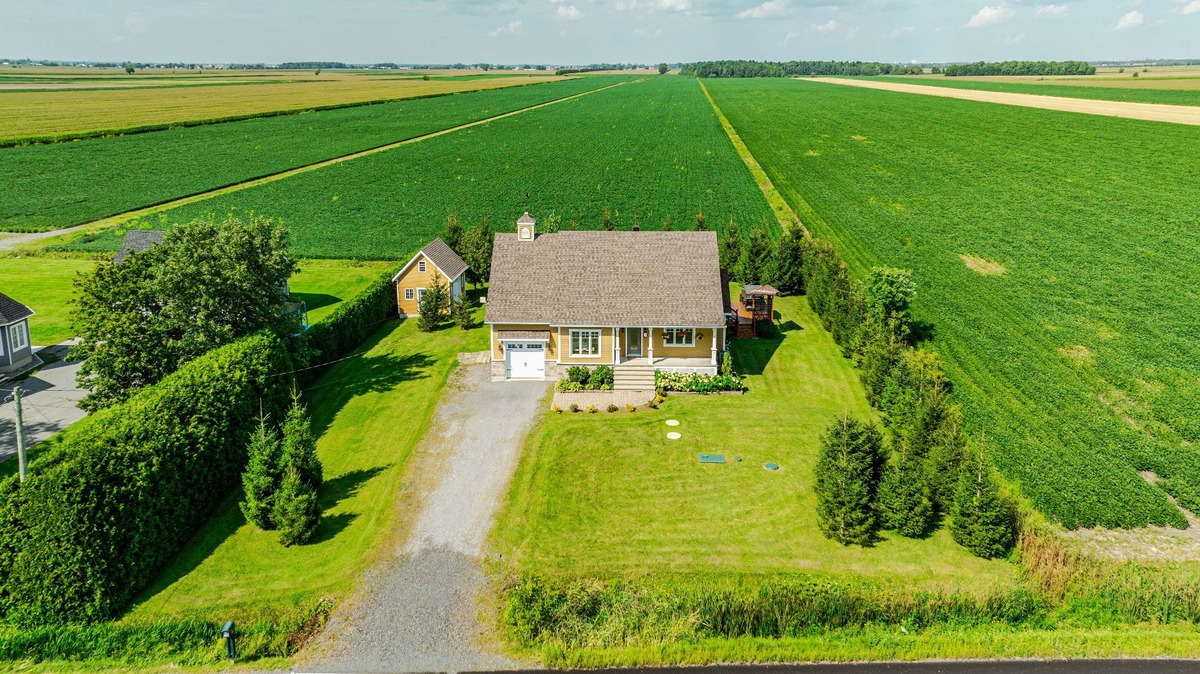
[{"x1": 505, "y1": 342, "x2": 545, "y2": 379}]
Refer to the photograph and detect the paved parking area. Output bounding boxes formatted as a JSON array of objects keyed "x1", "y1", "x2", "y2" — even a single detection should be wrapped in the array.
[{"x1": 0, "y1": 345, "x2": 85, "y2": 461}]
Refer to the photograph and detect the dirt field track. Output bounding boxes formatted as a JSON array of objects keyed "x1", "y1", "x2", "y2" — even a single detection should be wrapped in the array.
[{"x1": 815, "y1": 77, "x2": 1200, "y2": 126}]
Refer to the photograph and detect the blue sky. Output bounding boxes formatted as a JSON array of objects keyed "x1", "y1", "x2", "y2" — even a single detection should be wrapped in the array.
[{"x1": 3, "y1": 0, "x2": 1198, "y2": 65}]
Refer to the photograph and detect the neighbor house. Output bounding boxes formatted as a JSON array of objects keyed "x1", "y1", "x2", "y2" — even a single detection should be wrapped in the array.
[
  {"x1": 393, "y1": 238, "x2": 469, "y2": 316},
  {"x1": 114, "y1": 229, "x2": 165, "y2": 264},
  {"x1": 0, "y1": 292, "x2": 37, "y2": 380},
  {"x1": 484, "y1": 213, "x2": 727, "y2": 386}
]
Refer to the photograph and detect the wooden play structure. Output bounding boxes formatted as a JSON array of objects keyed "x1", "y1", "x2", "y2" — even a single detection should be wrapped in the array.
[{"x1": 732, "y1": 284, "x2": 780, "y2": 339}]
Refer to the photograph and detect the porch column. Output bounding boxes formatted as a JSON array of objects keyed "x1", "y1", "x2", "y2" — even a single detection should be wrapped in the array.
[
  {"x1": 647, "y1": 328, "x2": 654, "y2": 364},
  {"x1": 711, "y1": 328, "x2": 718, "y2": 366},
  {"x1": 614, "y1": 327, "x2": 620, "y2": 363}
]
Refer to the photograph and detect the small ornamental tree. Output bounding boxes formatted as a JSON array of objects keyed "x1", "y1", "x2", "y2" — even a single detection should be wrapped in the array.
[
  {"x1": 950, "y1": 439, "x2": 1015, "y2": 558},
  {"x1": 240, "y1": 411, "x2": 283, "y2": 530},
  {"x1": 273, "y1": 395, "x2": 324, "y2": 546},
  {"x1": 443, "y1": 212, "x2": 464, "y2": 256},
  {"x1": 453, "y1": 292, "x2": 476, "y2": 330},
  {"x1": 417, "y1": 271, "x2": 448, "y2": 332},
  {"x1": 814, "y1": 415, "x2": 885, "y2": 545},
  {"x1": 877, "y1": 441, "x2": 935, "y2": 537},
  {"x1": 720, "y1": 216, "x2": 742, "y2": 271}
]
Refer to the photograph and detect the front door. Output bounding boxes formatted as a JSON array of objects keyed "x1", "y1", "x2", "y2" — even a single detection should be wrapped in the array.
[{"x1": 626, "y1": 328, "x2": 643, "y2": 358}]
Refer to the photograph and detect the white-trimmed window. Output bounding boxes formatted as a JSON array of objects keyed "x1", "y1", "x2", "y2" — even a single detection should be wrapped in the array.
[
  {"x1": 418, "y1": 259, "x2": 427, "y2": 273},
  {"x1": 0, "y1": 328, "x2": 5, "y2": 356},
  {"x1": 404, "y1": 288, "x2": 415, "y2": 301},
  {"x1": 9, "y1": 323, "x2": 28, "y2": 351},
  {"x1": 569, "y1": 329, "x2": 601, "y2": 357},
  {"x1": 662, "y1": 328, "x2": 695, "y2": 347},
  {"x1": 417, "y1": 288, "x2": 427, "y2": 303}
]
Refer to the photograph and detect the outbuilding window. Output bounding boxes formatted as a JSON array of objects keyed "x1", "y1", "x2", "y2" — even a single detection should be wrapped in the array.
[
  {"x1": 662, "y1": 328, "x2": 694, "y2": 347},
  {"x1": 405, "y1": 288, "x2": 415, "y2": 301},
  {"x1": 569, "y1": 329, "x2": 601, "y2": 357},
  {"x1": 418, "y1": 260, "x2": 427, "y2": 273},
  {"x1": 9, "y1": 323, "x2": 27, "y2": 351}
]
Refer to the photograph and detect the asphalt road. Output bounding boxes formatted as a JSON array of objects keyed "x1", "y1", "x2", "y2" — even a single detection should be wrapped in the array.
[
  {"x1": 473, "y1": 662, "x2": 1200, "y2": 674},
  {"x1": 0, "y1": 345, "x2": 85, "y2": 461}
]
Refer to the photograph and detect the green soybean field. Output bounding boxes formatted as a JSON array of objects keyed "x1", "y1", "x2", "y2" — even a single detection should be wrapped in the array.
[
  {"x1": 63, "y1": 76, "x2": 773, "y2": 260},
  {"x1": 707, "y1": 77, "x2": 1200, "y2": 530},
  {"x1": 0, "y1": 76, "x2": 630, "y2": 232}
]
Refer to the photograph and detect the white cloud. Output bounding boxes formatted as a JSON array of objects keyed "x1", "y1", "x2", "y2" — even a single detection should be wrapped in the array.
[
  {"x1": 556, "y1": 4, "x2": 583, "y2": 19},
  {"x1": 889, "y1": 25, "x2": 917, "y2": 38},
  {"x1": 814, "y1": 18, "x2": 837, "y2": 31},
  {"x1": 1182, "y1": 1, "x2": 1200, "y2": 15},
  {"x1": 657, "y1": 0, "x2": 691, "y2": 11},
  {"x1": 965, "y1": 5, "x2": 1013, "y2": 28},
  {"x1": 736, "y1": 0, "x2": 788, "y2": 18},
  {"x1": 487, "y1": 19, "x2": 522, "y2": 35},
  {"x1": 1035, "y1": 4, "x2": 1068, "y2": 18},
  {"x1": 633, "y1": 26, "x2": 664, "y2": 37},
  {"x1": 1114, "y1": 9, "x2": 1144, "y2": 29},
  {"x1": 1004, "y1": 31, "x2": 1026, "y2": 44}
]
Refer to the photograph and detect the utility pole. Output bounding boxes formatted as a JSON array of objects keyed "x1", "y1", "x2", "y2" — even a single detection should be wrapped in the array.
[{"x1": 12, "y1": 386, "x2": 25, "y2": 482}]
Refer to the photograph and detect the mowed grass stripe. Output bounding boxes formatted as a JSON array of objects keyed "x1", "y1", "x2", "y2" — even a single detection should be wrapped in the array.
[
  {"x1": 707, "y1": 78, "x2": 1200, "y2": 529},
  {"x1": 57, "y1": 76, "x2": 774, "y2": 260},
  {"x1": 0, "y1": 77, "x2": 632, "y2": 233},
  {"x1": 9, "y1": 78, "x2": 632, "y2": 250}
]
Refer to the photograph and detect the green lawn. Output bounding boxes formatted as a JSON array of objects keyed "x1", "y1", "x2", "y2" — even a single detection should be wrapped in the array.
[
  {"x1": 128, "y1": 309, "x2": 488, "y2": 617},
  {"x1": 493, "y1": 294, "x2": 1015, "y2": 591},
  {"x1": 0, "y1": 257, "x2": 389, "y2": 344}
]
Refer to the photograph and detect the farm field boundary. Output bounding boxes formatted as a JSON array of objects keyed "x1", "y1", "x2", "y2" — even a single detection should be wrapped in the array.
[
  {"x1": 698, "y1": 80, "x2": 806, "y2": 235},
  {"x1": 3, "y1": 79, "x2": 636, "y2": 253},
  {"x1": 813, "y1": 77, "x2": 1200, "y2": 126},
  {"x1": 870, "y1": 76, "x2": 1200, "y2": 108}
]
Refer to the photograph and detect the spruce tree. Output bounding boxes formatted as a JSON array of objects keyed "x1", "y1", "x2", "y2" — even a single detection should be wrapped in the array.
[
  {"x1": 720, "y1": 216, "x2": 742, "y2": 272},
  {"x1": 814, "y1": 415, "x2": 885, "y2": 545},
  {"x1": 273, "y1": 396, "x2": 324, "y2": 546},
  {"x1": 452, "y1": 292, "x2": 476, "y2": 330},
  {"x1": 240, "y1": 411, "x2": 282, "y2": 530},
  {"x1": 275, "y1": 467, "x2": 320, "y2": 547},
  {"x1": 950, "y1": 440, "x2": 1014, "y2": 558},
  {"x1": 417, "y1": 271, "x2": 448, "y2": 332},
  {"x1": 877, "y1": 441, "x2": 935, "y2": 537},
  {"x1": 443, "y1": 212, "x2": 464, "y2": 256}
]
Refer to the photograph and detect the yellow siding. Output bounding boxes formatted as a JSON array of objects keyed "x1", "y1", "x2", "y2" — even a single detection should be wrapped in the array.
[
  {"x1": 492, "y1": 324, "x2": 557, "y2": 360},
  {"x1": 650, "y1": 327, "x2": 716, "y2": 359},
  {"x1": 559, "y1": 327, "x2": 615, "y2": 365},
  {"x1": 395, "y1": 253, "x2": 453, "y2": 315}
]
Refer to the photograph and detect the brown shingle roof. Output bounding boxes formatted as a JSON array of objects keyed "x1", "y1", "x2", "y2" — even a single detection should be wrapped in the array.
[
  {"x1": 420, "y1": 238, "x2": 469, "y2": 280},
  {"x1": 517, "y1": 212, "x2": 536, "y2": 225},
  {"x1": 0, "y1": 292, "x2": 33, "y2": 325},
  {"x1": 497, "y1": 330, "x2": 551, "y2": 341},
  {"x1": 114, "y1": 230, "x2": 165, "y2": 264},
  {"x1": 484, "y1": 231, "x2": 726, "y2": 326}
]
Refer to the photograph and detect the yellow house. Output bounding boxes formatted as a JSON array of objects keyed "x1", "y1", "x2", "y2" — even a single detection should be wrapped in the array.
[
  {"x1": 483, "y1": 213, "x2": 728, "y2": 387},
  {"x1": 392, "y1": 238, "x2": 469, "y2": 317}
]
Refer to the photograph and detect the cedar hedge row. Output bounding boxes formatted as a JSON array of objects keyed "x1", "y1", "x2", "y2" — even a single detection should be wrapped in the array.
[
  {"x1": 0, "y1": 332, "x2": 293, "y2": 625},
  {"x1": 295, "y1": 266, "x2": 399, "y2": 384}
]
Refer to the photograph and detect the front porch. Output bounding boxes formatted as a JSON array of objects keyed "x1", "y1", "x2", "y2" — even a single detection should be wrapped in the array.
[{"x1": 617, "y1": 356, "x2": 718, "y2": 372}]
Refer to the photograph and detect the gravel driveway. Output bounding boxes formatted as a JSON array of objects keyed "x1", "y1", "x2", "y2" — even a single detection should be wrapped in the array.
[{"x1": 300, "y1": 364, "x2": 548, "y2": 674}]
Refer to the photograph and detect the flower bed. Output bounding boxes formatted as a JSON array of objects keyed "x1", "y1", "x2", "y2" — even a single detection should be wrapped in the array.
[
  {"x1": 555, "y1": 365, "x2": 614, "y2": 392},
  {"x1": 655, "y1": 370, "x2": 745, "y2": 394}
]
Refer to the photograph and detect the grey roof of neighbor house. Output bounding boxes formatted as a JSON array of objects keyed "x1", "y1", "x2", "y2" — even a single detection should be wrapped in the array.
[
  {"x1": 0, "y1": 292, "x2": 34, "y2": 325},
  {"x1": 485, "y1": 230, "x2": 727, "y2": 327},
  {"x1": 114, "y1": 230, "x2": 165, "y2": 264},
  {"x1": 411, "y1": 238, "x2": 469, "y2": 281}
]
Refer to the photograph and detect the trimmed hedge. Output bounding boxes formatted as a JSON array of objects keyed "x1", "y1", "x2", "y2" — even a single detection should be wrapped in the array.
[
  {"x1": 296, "y1": 267, "x2": 399, "y2": 383},
  {"x1": 0, "y1": 332, "x2": 293, "y2": 625}
]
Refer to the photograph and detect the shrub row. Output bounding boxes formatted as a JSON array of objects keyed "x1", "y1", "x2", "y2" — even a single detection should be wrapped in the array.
[
  {"x1": 0, "y1": 332, "x2": 294, "y2": 625},
  {"x1": 502, "y1": 574, "x2": 1047, "y2": 649},
  {"x1": 654, "y1": 370, "x2": 744, "y2": 393},
  {"x1": 295, "y1": 266, "x2": 399, "y2": 383},
  {"x1": 555, "y1": 365, "x2": 614, "y2": 392}
]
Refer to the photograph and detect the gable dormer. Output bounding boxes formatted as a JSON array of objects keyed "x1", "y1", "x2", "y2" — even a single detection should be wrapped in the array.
[{"x1": 517, "y1": 211, "x2": 536, "y2": 242}]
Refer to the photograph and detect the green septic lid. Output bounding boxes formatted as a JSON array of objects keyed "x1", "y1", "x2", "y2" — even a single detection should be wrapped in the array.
[
  {"x1": 764, "y1": 462, "x2": 780, "y2": 471},
  {"x1": 735, "y1": 457, "x2": 742, "y2": 462}
]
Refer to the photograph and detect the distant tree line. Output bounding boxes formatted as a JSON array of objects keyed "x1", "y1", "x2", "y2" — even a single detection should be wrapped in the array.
[
  {"x1": 680, "y1": 60, "x2": 924, "y2": 78},
  {"x1": 942, "y1": 60, "x2": 1095, "y2": 76},
  {"x1": 556, "y1": 63, "x2": 652, "y2": 75}
]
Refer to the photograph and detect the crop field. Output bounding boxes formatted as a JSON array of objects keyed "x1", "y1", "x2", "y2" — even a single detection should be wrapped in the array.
[
  {"x1": 870, "y1": 76, "x2": 1200, "y2": 107},
  {"x1": 59, "y1": 76, "x2": 774, "y2": 260},
  {"x1": 0, "y1": 77, "x2": 629, "y2": 232},
  {"x1": 706, "y1": 78, "x2": 1200, "y2": 530},
  {"x1": 0, "y1": 73, "x2": 570, "y2": 144}
]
